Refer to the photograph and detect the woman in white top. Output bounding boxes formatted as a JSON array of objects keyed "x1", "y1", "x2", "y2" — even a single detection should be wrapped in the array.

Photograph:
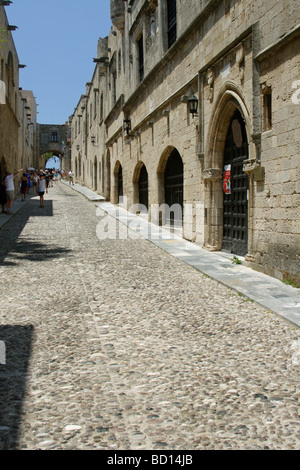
[
  {"x1": 37, "y1": 173, "x2": 46, "y2": 208},
  {"x1": 4, "y1": 169, "x2": 23, "y2": 213},
  {"x1": 33, "y1": 173, "x2": 39, "y2": 193}
]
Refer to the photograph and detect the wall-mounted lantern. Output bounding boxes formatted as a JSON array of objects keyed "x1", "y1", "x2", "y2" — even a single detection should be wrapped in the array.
[
  {"x1": 188, "y1": 92, "x2": 198, "y2": 117},
  {"x1": 123, "y1": 118, "x2": 131, "y2": 136},
  {"x1": 91, "y1": 136, "x2": 99, "y2": 147}
]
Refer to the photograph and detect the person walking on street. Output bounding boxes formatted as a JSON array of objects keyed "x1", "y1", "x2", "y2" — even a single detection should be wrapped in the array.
[
  {"x1": 20, "y1": 173, "x2": 28, "y2": 201},
  {"x1": 45, "y1": 171, "x2": 50, "y2": 193},
  {"x1": 32, "y1": 172, "x2": 38, "y2": 194},
  {"x1": 37, "y1": 172, "x2": 46, "y2": 208},
  {"x1": 26, "y1": 171, "x2": 32, "y2": 195},
  {"x1": 5, "y1": 169, "x2": 23, "y2": 214},
  {"x1": 68, "y1": 170, "x2": 74, "y2": 185}
]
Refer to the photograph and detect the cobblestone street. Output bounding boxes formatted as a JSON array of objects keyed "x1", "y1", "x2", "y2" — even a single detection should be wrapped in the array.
[{"x1": 0, "y1": 183, "x2": 299, "y2": 450}]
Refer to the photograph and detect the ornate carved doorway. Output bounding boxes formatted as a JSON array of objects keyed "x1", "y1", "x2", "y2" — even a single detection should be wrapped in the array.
[{"x1": 223, "y1": 110, "x2": 249, "y2": 256}]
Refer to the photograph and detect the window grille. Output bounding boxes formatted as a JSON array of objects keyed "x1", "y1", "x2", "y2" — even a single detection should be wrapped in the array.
[
  {"x1": 138, "y1": 35, "x2": 144, "y2": 82},
  {"x1": 167, "y1": 0, "x2": 177, "y2": 48}
]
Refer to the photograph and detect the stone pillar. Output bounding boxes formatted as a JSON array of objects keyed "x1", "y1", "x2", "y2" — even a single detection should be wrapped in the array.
[
  {"x1": 149, "y1": 170, "x2": 164, "y2": 226},
  {"x1": 203, "y1": 169, "x2": 223, "y2": 251},
  {"x1": 243, "y1": 150, "x2": 265, "y2": 263}
]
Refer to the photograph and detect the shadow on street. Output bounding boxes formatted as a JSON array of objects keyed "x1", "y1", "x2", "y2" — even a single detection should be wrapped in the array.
[
  {"x1": 0, "y1": 325, "x2": 34, "y2": 450},
  {"x1": 0, "y1": 197, "x2": 72, "y2": 448},
  {"x1": 0, "y1": 198, "x2": 72, "y2": 266}
]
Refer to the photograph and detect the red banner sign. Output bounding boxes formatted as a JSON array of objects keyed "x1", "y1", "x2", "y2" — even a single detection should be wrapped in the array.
[{"x1": 224, "y1": 164, "x2": 231, "y2": 194}]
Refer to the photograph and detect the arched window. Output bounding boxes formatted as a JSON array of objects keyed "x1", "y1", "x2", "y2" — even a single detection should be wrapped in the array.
[
  {"x1": 167, "y1": 0, "x2": 177, "y2": 49},
  {"x1": 100, "y1": 93, "x2": 104, "y2": 121},
  {"x1": 6, "y1": 51, "x2": 14, "y2": 105}
]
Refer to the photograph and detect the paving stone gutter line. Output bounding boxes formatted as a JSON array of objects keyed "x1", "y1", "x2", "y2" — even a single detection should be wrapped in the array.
[{"x1": 3, "y1": 179, "x2": 300, "y2": 328}]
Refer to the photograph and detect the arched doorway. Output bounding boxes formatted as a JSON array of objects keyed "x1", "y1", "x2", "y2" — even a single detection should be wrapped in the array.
[
  {"x1": 102, "y1": 155, "x2": 105, "y2": 193},
  {"x1": 0, "y1": 157, "x2": 6, "y2": 180},
  {"x1": 138, "y1": 164, "x2": 148, "y2": 212},
  {"x1": 94, "y1": 157, "x2": 98, "y2": 191},
  {"x1": 164, "y1": 148, "x2": 183, "y2": 226},
  {"x1": 78, "y1": 155, "x2": 82, "y2": 178},
  {"x1": 118, "y1": 164, "x2": 123, "y2": 204},
  {"x1": 222, "y1": 109, "x2": 248, "y2": 255},
  {"x1": 203, "y1": 83, "x2": 252, "y2": 255},
  {"x1": 106, "y1": 151, "x2": 111, "y2": 201}
]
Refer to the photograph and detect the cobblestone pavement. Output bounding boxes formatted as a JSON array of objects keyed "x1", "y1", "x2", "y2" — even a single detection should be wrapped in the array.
[{"x1": 0, "y1": 183, "x2": 299, "y2": 450}]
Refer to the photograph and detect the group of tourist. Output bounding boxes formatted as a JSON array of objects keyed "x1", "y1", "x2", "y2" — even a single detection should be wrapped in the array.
[{"x1": 0, "y1": 168, "x2": 61, "y2": 214}]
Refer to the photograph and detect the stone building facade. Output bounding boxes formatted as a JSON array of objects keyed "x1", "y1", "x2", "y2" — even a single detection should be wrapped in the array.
[
  {"x1": 70, "y1": 0, "x2": 300, "y2": 284},
  {"x1": 0, "y1": 3, "x2": 38, "y2": 182},
  {"x1": 19, "y1": 89, "x2": 38, "y2": 170}
]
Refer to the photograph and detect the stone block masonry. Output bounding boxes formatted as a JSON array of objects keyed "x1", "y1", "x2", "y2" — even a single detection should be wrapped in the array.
[{"x1": 70, "y1": 0, "x2": 300, "y2": 284}]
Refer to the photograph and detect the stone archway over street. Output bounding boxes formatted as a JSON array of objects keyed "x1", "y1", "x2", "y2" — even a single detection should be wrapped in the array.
[{"x1": 38, "y1": 124, "x2": 68, "y2": 169}]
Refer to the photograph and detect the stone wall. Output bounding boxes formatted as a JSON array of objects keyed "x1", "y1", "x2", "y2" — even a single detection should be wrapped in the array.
[
  {"x1": 252, "y1": 35, "x2": 300, "y2": 283},
  {"x1": 0, "y1": 5, "x2": 37, "y2": 181},
  {"x1": 0, "y1": 5, "x2": 20, "y2": 178},
  {"x1": 70, "y1": 0, "x2": 300, "y2": 284}
]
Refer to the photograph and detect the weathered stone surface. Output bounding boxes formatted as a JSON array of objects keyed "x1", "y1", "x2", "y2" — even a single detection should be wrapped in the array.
[
  {"x1": 71, "y1": 0, "x2": 300, "y2": 285},
  {"x1": 0, "y1": 184, "x2": 299, "y2": 450}
]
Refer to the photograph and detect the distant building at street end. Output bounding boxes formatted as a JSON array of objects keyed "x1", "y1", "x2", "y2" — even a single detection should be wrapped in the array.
[
  {"x1": 37, "y1": 123, "x2": 68, "y2": 170},
  {"x1": 0, "y1": 3, "x2": 70, "y2": 182}
]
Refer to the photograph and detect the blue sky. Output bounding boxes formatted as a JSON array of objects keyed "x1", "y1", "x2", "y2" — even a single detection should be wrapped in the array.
[{"x1": 7, "y1": 0, "x2": 111, "y2": 124}]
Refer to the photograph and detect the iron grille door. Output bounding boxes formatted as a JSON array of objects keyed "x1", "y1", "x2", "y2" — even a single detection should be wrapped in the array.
[
  {"x1": 223, "y1": 111, "x2": 248, "y2": 256},
  {"x1": 164, "y1": 149, "x2": 183, "y2": 227},
  {"x1": 138, "y1": 165, "x2": 148, "y2": 212},
  {"x1": 118, "y1": 166, "x2": 123, "y2": 203}
]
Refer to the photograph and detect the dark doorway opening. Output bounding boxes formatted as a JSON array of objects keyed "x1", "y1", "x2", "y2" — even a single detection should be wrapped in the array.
[
  {"x1": 164, "y1": 149, "x2": 183, "y2": 227},
  {"x1": 138, "y1": 164, "x2": 148, "y2": 212},
  {"x1": 118, "y1": 165, "x2": 123, "y2": 204},
  {"x1": 223, "y1": 110, "x2": 249, "y2": 256}
]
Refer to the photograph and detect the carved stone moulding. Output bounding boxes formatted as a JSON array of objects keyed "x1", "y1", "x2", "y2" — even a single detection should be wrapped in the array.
[
  {"x1": 243, "y1": 158, "x2": 257, "y2": 173},
  {"x1": 111, "y1": 0, "x2": 125, "y2": 31},
  {"x1": 202, "y1": 168, "x2": 223, "y2": 182},
  {"x1": 243, "y1": 158, "x2": 265, "y2": 181}
]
